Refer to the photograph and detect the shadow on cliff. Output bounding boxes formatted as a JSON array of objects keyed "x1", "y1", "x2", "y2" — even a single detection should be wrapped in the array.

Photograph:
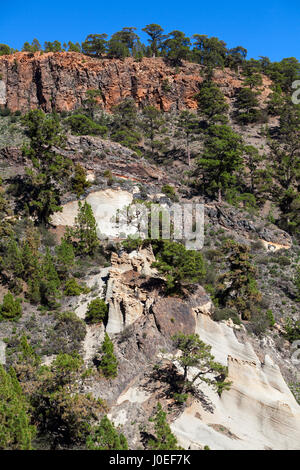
[{"x1": 144, "y1": 362, "x2": 215, "y2": 414}]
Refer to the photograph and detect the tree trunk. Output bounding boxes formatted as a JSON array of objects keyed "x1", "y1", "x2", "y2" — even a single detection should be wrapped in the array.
[
  {"x1": 218, "y1": 188, "x2": 222, "y2": 203},
  {"x1": 183, "y1": 366, "x2": 187, "y2": 382},
  {"x1": 187, "y1": 138, "x2": 191, "y2": 167}
]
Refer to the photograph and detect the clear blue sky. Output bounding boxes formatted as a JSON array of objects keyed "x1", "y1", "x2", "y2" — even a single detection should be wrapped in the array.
[{"x1": 1, "y1": 0, "x2": 299, "y2": 61}]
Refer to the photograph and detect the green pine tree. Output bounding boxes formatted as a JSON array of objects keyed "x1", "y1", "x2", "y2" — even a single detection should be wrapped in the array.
[
  {"x1": 196, "y1": 77, "x2": 229, "y2": 124},
  {"x1": 196, "y1": 124, "x2": 244, "y2": 202},
  {"x1": 86, "y1": 415, "x2": 128, "y2": 450},
  {"x1": 177, "y1": 110, "x2": 199, "y2": 166},
  {"x1": 4, "y1": 237, "x2": 24, "y2": 278},
  {"x1": 148, "y1": 403, "x2": 180, "y2": 450},
  {"x1": 86, "y1": 298, "x2": 108, "y2": 324},
  {"x1": 68, "y1": 201, "x2": 99, "y2": 256},
  {"x1": 0, "y1": 292, "x2": 22, "y2": 320},
  {"x1": 141, "y1": 106, "x2": 164, "y2": 156},
  {"x1": 98, "y1": 333, "x2": 118, "y2": 379},
  {"x1": 39, "y1": 248, "x2": 61, "y2": 308},
  {"x1": 55, "y1": 238, "x2": 75, "y2": 279},
  {"x1": 0, "y1": 365, "x2": 35, "y2": 449},
  {"x1": 152, "y1": 240, "x2": 206, "y2": 294},
  {"x1": 171, "y1": 333, "x2": 230, "y2": 394},
  {"x1": 21, "y1": 109, "x2": 72, "y2": 224},
  {"x1": 71, "y1": 164, "x2": 91, "y2": 197}
]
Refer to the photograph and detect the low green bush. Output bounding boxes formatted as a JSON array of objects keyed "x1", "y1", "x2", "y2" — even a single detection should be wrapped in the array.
[
  {"x1": 86, "y1": 298, "x2": 108, "y2": 324},
  {"x1": 66, "y1": 114, "x2": 107, "y2": 136},
  {"x1": 64, "y1": 278, "x2": 89, "y2": 296}
]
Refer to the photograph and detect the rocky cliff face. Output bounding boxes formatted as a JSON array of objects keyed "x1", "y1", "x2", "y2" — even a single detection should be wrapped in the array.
[
  {"x1": 0, "y1": 52, "x2": 272, "y2": 113},
  {"x1": 79, "y1": 249, "x2": 300, "y2": 450}
]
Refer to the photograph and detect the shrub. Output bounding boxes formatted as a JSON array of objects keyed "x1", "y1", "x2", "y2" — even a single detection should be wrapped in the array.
[
  {"x1": 66, "y1": 114, "x2": 107, "y2": 136},
  {"x1": 247, "y1": 308, "x2": 275, "y2": 336},
  {"x1": 48, "y1": 311, "x2": 86, "y2": 354},
  {"x1": 161, "y1": 184, "x2": 178, "y2": 202},
  {"x1": 284, "y1": 317, "x2": 300, "y2": 343},
  {"x1": 0, "y1": 107, "x2": 11, "y2": 117},
  {"x1": 103, "y1": 169, "x2": 114, "y2": 185},
  {"x1": 266, "y1": 309, "x2": 275, "y2": 327},
  {"x1": 122, "y1": 236, "x2": 144, "y2": 253},
  {"x1": 86, "y1": 415, "x2": 128, "y2": 450},
  {"x1": 64, "y1": 278, "x2": 88, "y2": 296},
  {"x1": 86, "y1": 298, "x2": 108, "y2": 324},
  {"x1": 276, "y1": 255, "x2": 291, "y2": 267}
]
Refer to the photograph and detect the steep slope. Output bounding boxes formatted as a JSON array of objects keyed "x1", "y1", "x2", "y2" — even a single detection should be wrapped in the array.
[
  {"x1": 78, "y1": 249, "x2": 300, "y2": 450},
  {"x1": 0, "y1": 49, "x2": 299, "y2": 452},
  {"x1": 0, "y1": 52, "x2": 272, "y2": 113}
]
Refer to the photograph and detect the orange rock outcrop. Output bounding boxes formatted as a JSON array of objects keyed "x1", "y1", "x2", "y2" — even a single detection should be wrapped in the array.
[{"x1": 0, "y1": 52, "x2": 272, "y2": 113}]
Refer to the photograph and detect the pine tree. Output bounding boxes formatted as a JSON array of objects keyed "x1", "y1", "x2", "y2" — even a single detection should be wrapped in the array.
[
  {"x1": 148, "y1": 403, "x2": 180, "y2": 450},
  {"x1": 196, "y1": 77, "x2": 228, "y2": 124},
  {"x1": 5, "y1": 237, "x2": 24, "y2": 277},
  {"x1": 243, "y1": 73, "x2": 263, "y2": 89},
  {"x1": 162, "y1": 31, "x2": 191, "y2": 66},
  {"x1": 0, "y1": 177, "x2": 13, "y2": 238},
  {"x1": 98, "y1": 333, "x2": 118, "y2": 379},
  {"x1": 268, "y1": 101, "x2": 300, "y2": 235},
  {"x1": 39, "y1": 248, "x2": 61, "y2": 308},
  {"x1": 141, "y1": 106, "x2": 164, "y2": 155},
  {"x1": 171, "y1": 333, "x2": 230, "y2": 394},
  {"x1": 111, "y1": 98, "x2": 141, "y2": 152},
  {"x1": 196, "y1": 124, "x2": 244, "y2": 202},
  {"x1": 81, "y1": 34, "x2": 107, "y2": 57},
  {"x1": 269, "y1": 101, "x2": 300, "y2": 191},
  {"x1": 22, "y1": 109, "x2": 72, "y2": 224},
  {"x1": 0, "y1": 292, "x2": 22, "y2": 320},
  {"x1": 235, "y1": 87, "x2": 260, "y2": 124},
  {"x1": 243, "y1": 145, "x2": 264, "y2": 194},
  {"x1": 192, "y1": 35, "x2": 228, "y2": 68},
  {"x1": 86, "y1": 298, "x2": 108, "y2": 324},
  {"x1": 71, "y1": 164, "x2": 91, "y2": 197},
  {"x1": 0, "y1": 365, "x2": 35, "y2": 449},
  {"x1": 142, "y1": 24, "x2": 164, "y2": 57},
  {"x1": 216, "y1": 239, "x2": 262, "y2": 320},
  {"x1": 86, "y1": 415, "x2": 128, "y2": 450},
  {"x1": 177, "y1": 110, "x2": 199, "y2": 166},
  {"x1": 84, "y1": 89, "x2": 103, "y2": 119},
  {"x1": 278, "y1": 188, "x2": 300, "y2": 237},
  {"x1": 152, "y1": 241, "x2": 206, "y2": 294},
  {"x1": 21, "y1": 242, "x2": 37, "y2": 281},
  {"x1": 55, "y1": 239, "x2": 75, "y2": 279},
  {"x1": 69, "y1": 201, "x2": 99, "y2": 256}
]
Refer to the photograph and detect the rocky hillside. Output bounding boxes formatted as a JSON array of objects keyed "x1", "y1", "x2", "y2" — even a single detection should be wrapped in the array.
[
  {"x1": 0, "y1": 52, "x2": 272, "y2": 113},
  {"x1": 0, "y1": 50, "x2": 299, "y2": 451}
]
